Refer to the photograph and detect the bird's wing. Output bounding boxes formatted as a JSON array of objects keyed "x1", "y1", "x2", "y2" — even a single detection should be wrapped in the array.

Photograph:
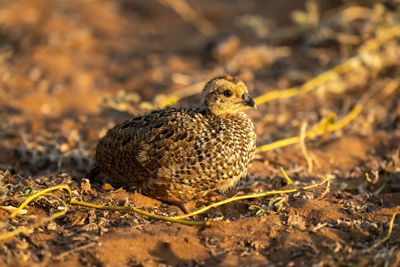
[{"x1": 117, "y1": 109, "x2": 198, "y2": 175}]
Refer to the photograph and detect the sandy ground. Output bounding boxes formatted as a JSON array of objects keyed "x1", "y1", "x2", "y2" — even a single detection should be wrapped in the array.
[{"x1": 0, "y1": 0, "x2": 400, "y2": 266}]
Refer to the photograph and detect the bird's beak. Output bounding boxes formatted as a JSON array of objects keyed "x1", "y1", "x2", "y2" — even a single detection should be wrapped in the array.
[{"x1": 241, "y1": 93, "x2": 257, "y2": 109}]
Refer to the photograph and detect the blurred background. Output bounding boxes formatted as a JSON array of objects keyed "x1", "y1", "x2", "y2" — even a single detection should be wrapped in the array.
[{"x1": 0, "y1": 0, "x2": 399, "y2": 176}]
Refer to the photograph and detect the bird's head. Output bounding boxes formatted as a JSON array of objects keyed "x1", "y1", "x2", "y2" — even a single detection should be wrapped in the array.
[{"x1": 201, "y1": 74, "x2": 256, "y2": 115}]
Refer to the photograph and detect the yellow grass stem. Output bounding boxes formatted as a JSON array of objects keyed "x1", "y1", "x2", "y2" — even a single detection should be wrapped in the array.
[
  {"x1": 300, "y1": 122, "x2": 313, "y2": 173},
  {"x1": 256, "y1": 104, "x2": 362, "y2": 153},
  {"x1": 254, "y1": 24, "x2": 400, "y2": 107},
  {"x1": 69, "y1": 198, "x2": 215, "y2": 227},
  {"x1": 370, "y1": 206, "x2": 400, "y2": 250},
  {"x1": 362, "y1": 25, "x2": 400, "y2": 52},
  {"x1": 0, "y1": 185, "x2": 219, "y2": 242},
  {"x1": 0, "y1": 191, "x2": 69, "y2": 241},
  {"x1": 254, "y1": 58, "x2": 357, "y2": 105},
  {"x1": 172, "y1": 176, "x2": 330, "y2": 219},
  {"x1": 157, "y1": 0, "x2": 216, "y2": 37},
  {"x1": 8, "y1": 185, "x2": 72, "y2": 218},
  {"x1": 280, "y1": 167, "x2": 294, "y2": 185},
  {"x1": 318, "y1": 175, "x2": 331, "y2": 199},
  {"x1": 0, "y1": 176, "x2": 332, "y2": 240}
]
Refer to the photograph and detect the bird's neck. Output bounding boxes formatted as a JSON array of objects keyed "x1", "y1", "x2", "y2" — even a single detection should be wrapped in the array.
[{"x1": 204, "y1": 107, "x2": 246, "y2": 120}]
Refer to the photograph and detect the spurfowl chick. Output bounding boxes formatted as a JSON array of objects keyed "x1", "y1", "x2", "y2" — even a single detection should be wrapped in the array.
[{"x1": 95, "y1": 75, "x2": 256, "y2": 211}]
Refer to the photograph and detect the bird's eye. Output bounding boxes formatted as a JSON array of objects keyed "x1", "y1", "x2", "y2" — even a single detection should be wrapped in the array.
[{"x1": 223, "y1": 90, "x2": 233, "y2": 97}]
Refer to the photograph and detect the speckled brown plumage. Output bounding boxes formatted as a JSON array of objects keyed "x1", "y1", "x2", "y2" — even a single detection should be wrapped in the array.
[{"x1": 95, "y1": 75, "x2": 256, "y2": 207}]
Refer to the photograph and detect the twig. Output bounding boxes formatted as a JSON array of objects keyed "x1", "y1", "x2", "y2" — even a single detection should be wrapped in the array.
[
  {"x1": 157, "y1": 0, "x2": 216, "y2": 37},
  {"x1": 8, "y1": 186, "x2": 72, "y2": 219},
  {"x1": 0, "y1": 177, "x2": 331, "y2": 240},
  {"x1": 393, "y1": 250, "x2": 400, "y2": 267},
  {"x1": 0, "y1": 206, "x2": 27, "y2": 215},
  {"x1": 318, "y1": 175, "x2": 331, "y2": 199},
  {"x1": 69, "y1": 198, "x2": 217, "y2": 227},
  {"x1": 256, "y1": 103, "x2": 362, "y2": 153},
  {"x1": 280, "y1": 167, "x2": 294, "y2": 185},
  {"x1": 53, "y1": 242, "x2": 98, "y2": 261},
  {"x1": 254, "y1": 24, "x2": 400, "y2": 106},
  {"x1": 0, "y1": 191, "x2": 69, "y2": 241},
  {"x1": 300, "y1": 122, "x2": 313, "y2": 174},
  {"x1": 312, "y1": 222, "x2": 328, "y2": 231},
  {"x1": 172, "y1": 81, "x2": 205, "y2": 99},
  {"x1": 365, "y1": 171, "x2": 379, "y2": 184},
  {"x1": 254, "y1": 57, "x2": 358, "y2": 105},
  {"x1": 370, "y1": 206, "x2": 400, "y2": 250},
  {"x1": 172, "y1": 177, "x2": 330, "y2": 219}
]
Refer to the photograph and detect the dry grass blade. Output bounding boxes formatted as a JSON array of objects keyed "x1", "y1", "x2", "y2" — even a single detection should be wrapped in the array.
[
  {"x1": 0, "y1": 176, "x2": 332, "y2": 240},
  {"x1": 0, "y1": 191, "x2": 69, "y2": 241},
  {"x1": 157, "y1": 0, "x2": 216, "y2": 37},
  {"x1": 0, "y1": 185, "x2": 221, "y2": 242},
  {"x1": 53, "y1": 242, "x2": 97, "y2": 261},
  {"x1": 8, "y1": 185, "x2": 72, "y2": 218},
  {"x1": 254, "y1": 24, "x2": 400, "y2": 106},
  {"x1": 312, "y1": 222, "x2": 328, "y2": 232},
  {"x1": 69, "y1": 198, "x2": 217, "y2": 227},
  {"x1": 370, "y1": 206, "x2": 400, "y2": 250},
  {"x1": 318, "y1": 175, "x2": 331, "y2": 199},
  {"x1": 365, "y1": 171, "x2": 379, "y2": 184},
  {"x1": 256, "y1": 103, "x2": 362, "y2": 153},
  {"x1": 300, "y1": 122, "x2": 313, "y2": 174},
  {"x1": 172, "y1": 176, "x2": 330, "y2": 220},
  {"x1": 280, "y1": 167, "x2": 294, "y2": 185},
  {"x1": 254, "y1": 58, "x2": 357, "y2": 105},
  {"x1": 0, "y1": 206, "x2": 27, "y2": 215}
]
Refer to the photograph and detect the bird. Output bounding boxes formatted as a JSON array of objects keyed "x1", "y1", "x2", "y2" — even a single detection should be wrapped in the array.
[{"x1": 94, "y1": 74, "x2": 256, "y2": 211}]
